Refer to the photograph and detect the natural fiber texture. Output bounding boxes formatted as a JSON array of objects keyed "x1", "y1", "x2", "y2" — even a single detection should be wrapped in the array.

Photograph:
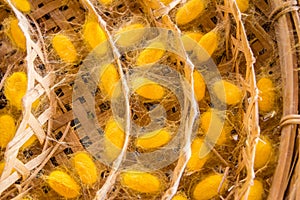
[{"x1": 0, "y1": 0, "x2": 299, "y2": 199}]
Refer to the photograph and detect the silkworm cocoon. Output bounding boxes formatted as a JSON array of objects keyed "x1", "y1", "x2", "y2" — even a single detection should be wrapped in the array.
[
  {"x1": 193, "y1": 70, "x2": 206, "y2": 101},
  {"x1": 257, "y1": 77, "x2": 275, "y2": 113},
  {"x1": 0, "y1": 161, "x2": 4, "y2": 175},
  {"x1": 172, "y1": 193, "x2": 188, "y2": 200},
  {"x1": 98, "y1": 64, "x2": 120, "y2": 98},
  {"x1": 0, "y1": 114, "x2": 16, "y2": 148},
  {"x1": 6, "y1": 18, "x2": 26, "y2": 51},
  {"x1": 116, "y1": 23, "x2": 145, "y2": 47},
  {"x1": 187, "y1": 138, "x2": 210, "y2": 171},
  {"x1": 213, "y1": 80, "x2": 242, "y2": 105},
  {"x1": 136, "y1": 128, "x2": 172, "y2": 149},
  {"x1": 98, "y1": 0, "x2": 113, "y2": 5},
  {"x1": 193, "y1": 174, "x2": 227, "y2": 200},
  {"x1": 73, "y1": 152, "x2": 98, "y2": 185},
  {"x1": 176, "y1": 0, "x2": 206, "y2": 25},
  {"x1": 254, "y1": 137, "x2": 273, "y2": 170},
  {"x1": 52, "y1": 34, "x2": 77, "y2": 63},
  {"x1": 236, "y1": 0, "x2": 249, "y2": 12},
  {"x1": 136, "y1": 42, "x2": 165, "y2": 66},
  {"x1": 4, "y1": 72, "x2": 27, "y2": 110},
  {"x1": 200, "y1": 110, "x2": 230, "y2": 145},
  {"x1": 244, "y1": 180, "x2": 264, "y2": 200},
  {"x1": 133, "y1": 77, "x2": 165, "y2": 100},
  {"x1": 181, "y1": 32, "x2": 203, "y2": 51},
  {"x1": 104, "y1": 118, "x2": 125, "y2": 160},
  {"x1": 121, "y1": 171, "x2": 161, "y2": 193},
  {"x1": 11, "y1": 0, "x2": 31, "y2": 12},
  {"x1": 197, "y1": 31, "x2": 219, "y2": 61},
  {"x1": 160, "y1": 0, "x2": 173, "y2": 5},
  {"x1": 83, "y1": 21, "x2": 107, "y2": 51},
  {"x1": 21, "y1": 135, "x2": 37, "y2": 150},
  {"x1": 47, "y1": 170, "x2": 80, "y2": 198}
]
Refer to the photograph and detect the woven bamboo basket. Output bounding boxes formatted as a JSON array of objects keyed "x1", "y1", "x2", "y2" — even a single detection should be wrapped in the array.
[{"x1": 0, "y1": 0, "x2": 299, "y2": 199}]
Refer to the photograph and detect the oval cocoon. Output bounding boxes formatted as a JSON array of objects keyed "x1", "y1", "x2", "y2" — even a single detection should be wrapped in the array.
[
  {"x1": 136, "y1": 42, "x2": 165, "y2": 66},
  {"x1": 7, "y1": 18, "x2": 26, "y2": 51},
  {"x1": 105, "y1": 118, "x2": 125, "y2": 149},
  {"x1": 12, "y1": 0, "x2": 31, "y2": 12},
  {"x1": 197, "y1": 31, "x2": 219, "y2": 61},
  {"x1": 246, "y1": 180, "x2": 264, "y2": 200},
  {"x1": 193, "y1": 174, "x2": 227, "y2": 200},
  {"x1": 47, "y1": 170, "x2": 80, "y2": 198},
  {"x1": 193, "y1": 70, "x2": 206, "y2": 101},
  {"x1": 4, "y1": 72, "x2": 27, "y2": 110},
  {"x1": 133, "y1": 78, "x2": 165, "y2": 100},
  {"x1": 236, "y1": 0, "x2": 249, "y2": 12},
  {"x1": 172, "y1": 193, "x2": 188, "y2": 200},
  {"x1": 21, "y1": 135, "x2": 37, "y2": 150},
  {"x1": 182, "y1": 32, "x2": 203, "y2": 51},
  {"x1": 187, "y1": 138, "x2": 210, "y2": 171},
  {"x1": 121, "y1": 171, "x2": 161, "y2": 193},
  {"x1": 99, "y1": 64, "x2": 120, "y2": 98},
  {"x1": 52, "y1": 34, "x2": 77, "y2": 63},
  {"x1": 254, "y1": 137, "x2": 273, "y2": 170},
  {"x1": 200, "y1": 110, "x2": 230, "y2": 145},
  {"x1": 136, "y1": 128, "x2": 172, "y2": 149},
  {"x1": 213, "y1": 80, "x2": 242, "y2": 105},
  {"x1": 176, "y1": 0, "x2": 206, "y2": 25},
  {"x1": 73, "y1": 152, "x2": 98, "y2": 185},
  {"x1": 257, "y1": 77, "x2": 275, "y2": 113},
  {"x1": 83, "y1": 21, "x2": 107, "y2": 51},
  {"x1": 116, "y1": 23, "x2": 145, "y2": 47},
  {"x1": 0, "y1": 114, "x2": 16, "y2": 148},
  {"x1": 98, "y1": 0, "x2": 113, "y2": 5}
]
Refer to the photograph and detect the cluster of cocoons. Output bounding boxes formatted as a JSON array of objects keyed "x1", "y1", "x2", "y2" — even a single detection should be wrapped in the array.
[
  {"x1": 120, "y1": 171, "x2": 161, "y2": 193},
  {"x1": 47, "y1": 152, "x2": 98, "y2": 198}
]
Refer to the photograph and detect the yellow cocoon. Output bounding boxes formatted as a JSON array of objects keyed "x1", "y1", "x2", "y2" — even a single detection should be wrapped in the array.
[
  {"x1": 73, "y1": 152, "x2": 98, "y2": 185},
  {"x1": 21, "y1": 135, "x2": 37, "y2": 150},
  {"x1": 99, "y1": 64, "x2": 120, "y2": 98},
  {"x1": 83, "y1": 21, "x2": 107, "y2": 52},
  {"x1": 11, "y1": 0, "x2": 31, "y2": 12},
  {"x1": 52, "y1": 34, "x2": 77, "y2": 63},
  {"x1": 254, "y1": 137, "x2": 273, "y2": 170},
  {"x1": 116, "y1": 23, "x2": 145, "y2": 47},
  {"x1": 245, "y1": 180, "x2": 264, "y2": 200},
  {"x1": 200, "y1": 110, "x2": 230, "y2": 145},
  {"x1": 193, "y1": 174, "x2": 227, "y2": 200},
  {"x1": 121, "y1": 171, "x2": 161, "y2": 193},
  {"x1": 136, "y1": 42, "x2": 165, "y2": 66},
  {"x1": 0, "y1": 114, "x2": 16, "y2": 148},
  {"x1": 98, "y1": 0, "x2": 113, "y2": 5},
  {"x1": 160, "y1": 0, "x2": 173, "y2": 5},
  {"x1": 133, "y1": 78, "x2": 165, "y2": 100},
  {"x1": 236, "y1": 0, "x2": 249, "y2": 12},
  {"x1": 187, "y1": 138, "x2": 210, "y2": 171},
  {"x1": 257, "y1": 77, "x2": 275, "y2": 113},
  {"x1": 193, "y1": 70, "x2": 206, "y2": 101},
  {"x1": 0, "y1": 161, "x2": 5, "y2": 176},
  {"x1": 197, "y1": 31, "x2": 219, "y2": 61},
  {"x1": 47, "y1": 170, "x2": 80, "y2": 198},
  {"x1": 181, "y1": 32, "x2": 203, "y2": 51},
  {"x1": 4, "y1": 72, "x2": 27, "y2": 110},
  {"x1": 172, "y1": 193, "x2": 188, "y2": 200},
  {"x1": 6, "y1": 18, "x2": 26, "y2": 51},
  {"x1": 213, "y1": 80, "x2": 242, "y2": 105},
  {"x1": 176, "y1": 0, "x2": 206, "y2": 25},
  {"x1": 136, "y1": 128, "x2": 172, "y2": 149},
  {"x1": 104, "y1": 118, "x2": 124, "y2": 160}
]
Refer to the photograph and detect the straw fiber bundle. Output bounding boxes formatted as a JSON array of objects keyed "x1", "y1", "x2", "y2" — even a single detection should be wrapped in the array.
[{"x1": 0, "y1": 0, "x2": 299, "y2": 199}]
